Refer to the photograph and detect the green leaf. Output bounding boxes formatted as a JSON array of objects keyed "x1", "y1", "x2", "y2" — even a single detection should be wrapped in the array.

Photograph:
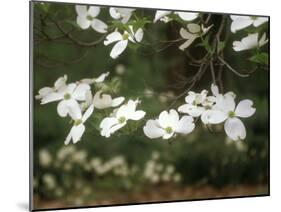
[{"x1": 249, "y1": 52, "x2": 268, "y2": 65}]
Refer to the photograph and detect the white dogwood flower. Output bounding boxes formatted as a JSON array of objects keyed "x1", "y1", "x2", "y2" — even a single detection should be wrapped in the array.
[
  {"x1": 75, "y1": 5, "x2": 108, "y2": 33},
  {"x1": 154, "y1": 10, "x2": 199, "y2": 23},
  {"x1": 93, "y1": 90, "x2": 125, "y2": 109},
  {"x1": 230, "y1": 15, "x2": 268, "y2": 33},
  {"x1": 41, "y1": 83, "x2": 90, "y2": 119},
  {"x1": 178, "y1": 90, "x2": 208, "y2": 117},
  {"x1": 109, "y1": 7, "x2": 135, "y2": 24},
  {"x1": 100, "y1": 100, "x2": 146, "y2": 137},
  {"x1": 205, "y1": 94, "x2": 256, "y2": 141},
  {"x1": 143, "y1": 109, "x2": 195, "y2": 139},
  {"x1": 104, "y1": 26, "x2": 143, "y2": 59},
  {"x1": 233, "y1": 33, "x2": 268, "y2": 52},
  {"x1": 179, "y1": 24, "x2": 212, "y2": 50},
  {"x1": 64, "y1": 104, "x2": 94, "y2": 145},
  {"x1": 80, "y1": 72, "x2": 110, "y2": 84},
  {"x1": 36, "y1": 75, "x2": 67, "y2": 100}
]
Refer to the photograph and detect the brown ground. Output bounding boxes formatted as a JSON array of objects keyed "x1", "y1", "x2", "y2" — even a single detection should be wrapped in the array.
[{"x1": 34, "y1": 184, "x2": 268, "y2": 210}]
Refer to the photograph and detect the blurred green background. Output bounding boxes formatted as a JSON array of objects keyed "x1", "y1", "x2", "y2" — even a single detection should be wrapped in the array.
[{"x1": 32, "y1": 1, "x2": 269, "y2": 210}]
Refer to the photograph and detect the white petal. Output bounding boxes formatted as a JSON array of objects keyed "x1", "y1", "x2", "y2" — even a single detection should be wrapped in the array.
[
  {"x1": 117, "y1": 99, "x2": 137, "y2": 118},
  {"x1": 179, "y1": 28, "x2": 193, "y2": 39},
  {"x1": 91, "y1": 19, "x2": 108, "y2": 33},
  {"x1": 222, "y1": 94, "x2": 236, "y2": 112},
  {"x1": 224, "y1": 117, "x2": 246, "y2": 141},
  {"x1": 177, "y1": 12, "x2": 198, "y2": 21},
  {"x1": 134, "y1": 28, "x2": 144, "y2": 42},
  {"x1": 154, "y1": 10, "x2": 171, "y2": 23},
  {"x1": 259, "y1": 33, "x2": 268, "y2": 47},
  {"x1": 129, "y1": 110, "x2": 146, "y2": 121},
  {"x1": 109, "y1": 8, "x2": 121, "y2": 19},
  {"x1": 110, "y1": 40, "x2": 128, "y2": 59},
  {"x1": 94, "y1": 72, "x2": 109, "y2": 83},
  {"x1": 235, "y1": 100, "x2": 256, "y2": 118},
  {"x1": 143, "y1": 120, "x2": 165, "y2": 139},
  {"x1": 178, "y1": 104, "x2": 204, "y2": 117},
  {"x1": 71, "y1": 124, "x2": 85, "y2": 143},
  {"x1": 64, "y1": 127, "x2": 73, "y2": 145},
  {"x1": 158, "y1": 109, "x2": 179, "y2": 128},
  {"x1": 104, "y1": 31, "x2": 123, "y2": 46},
  {"x1": 187, "y1": 23, "x2": 200, "y2": 33},
  {"x1": 93, "y1": 91, "x2": 112, "y2": 109},
  {"x1": 211, "y1": 84, "x2": 219, "y2": 96},
  {"x1": 100, "y1": 117, "x2": 118, "y2": 137},
  {"x1": 54, "y1": 75, "x2": 67, "y2": 90},
  {"x1": 88, "y1": 6, "x2": 100, "y2": 18},
  {"x1": 63, "y1": 83, "x2": 76, "y2": 94},
  {"x1": 82, "y1": 104, "x2": 94, "y2": 123},
  {"x1": 75, "y1": 5, "x2": 88, "y2": 17},
  {"x1": 201, "y1": 110, "x2": 227, "y2": 125},
  {"x1": 111, "y1": 97, "x2": 125, "y2": 107},
  {"x1": 72, "y1": 83, "x2": 90, "y2": 101},
  {"x1": 109, "y1": 122, "x2": 126, "y2": 135},
  {"x1": 175, "y1": 116, "x2": 195, "y2": 134},
  {"x1": 230, "y1": 16, "x2": 252, "y2": 33},
  {"x1": 121, "y1": 14, "x2": 132, "y2": 24},
  {"x1": 162, "y1": 132, "x2": 174, "y2": 139},
  {"x1": 41, "y1": 92, "x2": 63, "y2": 104},
  {"x1": 179, "y1": 39, "x2": 195, "y2": 51},
  {"x1": 76, "y1": 16, "x2": 91, "y2": 30},
  {"x1": 253, "y1": 17, "x2": 268, "y2": 27},
  {"x1": 57, "y1": 99, "x2": 82, "y2": 119},
  {"x1": 233, "y1": 33, "x2": 258, "y2": 51},
  {"x1": 36, "y1": 87, "x2": 53, "y2": 99}
]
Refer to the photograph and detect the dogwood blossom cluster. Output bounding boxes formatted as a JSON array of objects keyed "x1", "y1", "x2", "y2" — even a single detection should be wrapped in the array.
[
  {"x1": 36, "y1": 73, "x2": 147, "y2": 144},
  {"x1": 143, "y1": 84, "x2": 255, "y2": 141}
]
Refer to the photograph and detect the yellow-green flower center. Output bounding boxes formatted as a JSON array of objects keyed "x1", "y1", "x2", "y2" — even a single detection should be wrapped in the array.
[
  {"x1": 122, "y1": 32, "x2": 129, "y2": 40},
  {"x1": 64, "y1": 93, "x2": 71, "y2": 100},
  {"x1": 87, "y1": 15, "x2": 94, "y2": 21},
  {"x1": 74, "y1": 119, "x2": 82, "y2": 126},
  {"x1": 228, "y1": 111, "x2": 235, "y2": 118},
  {"x1": 118, "y1": 116, "x2": 126, "y2": 124},
  {"x1": 251, "y1": 16, "x2": 257, "y2": 20},
  {"x1": 165, "y1": 126, "x2": 173, "y2": 134}
]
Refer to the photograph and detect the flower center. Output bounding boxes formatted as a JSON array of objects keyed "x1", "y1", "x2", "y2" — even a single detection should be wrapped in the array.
[
  {"x1": 122, "y1": 32, "x2": 129, "y2": 40},
  {"x1": 64, "y1": 93, "x2": 71, "y2": 100},
  {"x1": 192, "y1": 100, "x2": 197, "y2": 106},
  {"x1": 118, "y1": 116, "x2": 126, "y2": 124},
  {"x1": 228, "y1": 111, "x2": 236, "y2": 118},
  {"x1": 87, "y1": 15, "x2": 94, "y2": 21},
  {"x1": 165, "y1": 126, "x2": 173, "y2": 134},
  {"x1": 74, "y1": 119, "x2": 82, "y2": 126}
]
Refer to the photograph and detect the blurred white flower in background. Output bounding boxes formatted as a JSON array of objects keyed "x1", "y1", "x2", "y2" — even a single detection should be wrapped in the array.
[
  {"x1": 42, "y1": 174, "x2": 57, "y2": 190},
  {"x1": 230, "y1": 15, "x2": 268, "y2": 33},
  {"x1": 109, "y1": 7, "x2": 135, "y2": 24},
  {"x1": 39, "y1": 149, "x2": 52, "y2": 167},
  {"x1": 115, "y1": 64, "x2": 126, "y2": 75},
  {"x1": 233, "y1": 33, "x2": 268, "y2": 52},
  {"x1": 143, "y1": 109, "x2": 195, "y2": 139},
  {"x1": 75, "y1": 5, "x2": 108, "y2": 33},
  {"x1": 104, "y1": 26, "x2": 144, "y2": 59},
  {"x1": 100, "y1": 100, "x2": 146, "y2": 137}
]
